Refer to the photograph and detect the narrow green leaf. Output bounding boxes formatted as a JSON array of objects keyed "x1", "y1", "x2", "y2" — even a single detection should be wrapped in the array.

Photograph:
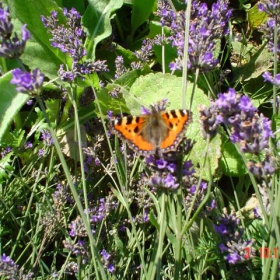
[
  {"x1": 149, "y1": 210, "x2": 160, "y2": 230},
  {"x1": 0, "y1": 153, "x2": 14, "y2": 182}
]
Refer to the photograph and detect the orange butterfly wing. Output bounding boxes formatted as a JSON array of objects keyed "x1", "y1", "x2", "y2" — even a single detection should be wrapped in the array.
[
  {"x1": 159, "y1": 110, "x2": 191, "y2": 151},
  {"x1": 112, "y1": 116, "x2": 154, "y2": 153},
  {"x1": 111, "y1": 109, "x2": 192, "y2": 155}
]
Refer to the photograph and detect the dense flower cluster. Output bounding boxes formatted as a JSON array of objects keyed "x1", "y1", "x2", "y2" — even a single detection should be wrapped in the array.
[
  {"x1": 133, "y1": 39, "x2": 154, "y2": 64},
  {"x1": 199, "y1": 104, "x2": 220, "y2": 139},
  {"x1": 214, "y1": 211, "x2": 255, "y2": 264},
  {"x1": 262, "y1": 71, "x2": 280, "y2": 87},
  {"x1": 1, "y1": 146, "x2": 12, "y2": 158},
  {"x1": 156, "y1": 0, "x2": 232, "y2": 71},
  {"x1": 114, "y1": 56, "x2": 127, "y2": 78},
  {"x1": 0, "y1": 254, "x2": 19, "y2": 279},
  {"x1": 258, "y1": 0, "x2": 280, "y2": 58},
  {"x1": 200, "y1": 90, "x2": 275, "y2": 176},
  {"x1": 42, "y1": 8, "x2": 108, "y2": 82},
  {"x1": 216, "y1": 89, "x2": 273, "y2": 154},
  {"x1": 67, "y1": 197, "x2": 117, "y2": 238},
  {"x1": 63, "y1": 239, "x2": 90, "y2": 264},
  {"x1": 41, "y1": 129, "x2": 54, "y2": 146},
  {"x1": 113, "y1": 38, "x2": 154, "y2": 79},
  {"x1": 53, "y1": 183, "x2": 73, "y2": 205},
  {"x1": 60, "y1": 196, "x2": 118, "y2": 275},
  {"x1": 0, "y1": 4, "x2": 30, "y2": 58},
  {"x1": 11, "y1": 68, "x2": 44, "y2": 94},
  {"x1": 247, "y1": 154, "x2": 275, "y2": 178},
  {"x1": 100, "y1": 249, "x2": 115, "y2": 273},
  {"x1": 41, "y1": 8, "x2": 86, "y2": 62},
  {"x1": 258, "y1": 1, "x2": 280, "y2": 116},
  {"x1": 0, "y1": 254, "x2": 33, "y2": 279},
  {"x1": 200, "y1": 89, "x2": 275, "y2": 220},
  {"x1": 185, "y1": 181, "x2": 216, "y2": 213},
  {"x1": 258, "y1": 0, "x2": 280, "y2": 17},
  {"x1": 214, "y1": 88, "x2": 274, "y2": 177}
]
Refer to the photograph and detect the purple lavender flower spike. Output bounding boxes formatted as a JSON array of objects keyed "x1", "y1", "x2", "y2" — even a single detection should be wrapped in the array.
[
  {"x1": 199, "y1": 103, "x2": 220, "y2": 139},
  {"x1": 0, "y1": 5, "x2": 30, "y2": 58},
  {"x1": 156, "y1": 0, "x2": 232, "y2": 71},
  {"x1": 41, "y1": 129, "x2": 54, "y2": 146},
  {"x1": 263, "y1": 71, "x2": 280, "y2": 86},
  {"x1": 100, "y1": 249, "x2": 115, "y2": 273},
  {"x1": 258, "y1": 0, "x2": 280, "y2": 16},
  {"x1": 215, "y1": 211, "x2": 255, "y2": 264},
  {"x1": 226, "y1": 252, "x2": 241, "y2": 264},
  {"x1": 11, "y1": 68, "x2": 44, "y2": 94},
  {"x1": 42, "y1": 8, "x2": 108, "y2": 82},
  {"x1": 0, "y1": 5, "x2": 13, "y2": 38}
]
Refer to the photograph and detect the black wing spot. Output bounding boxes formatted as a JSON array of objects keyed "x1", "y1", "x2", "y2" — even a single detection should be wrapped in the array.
[
  {"x1": 171, "y1": 110, "x2": 177, "y2": 118},
  {"x1": 169, "y1": 122, "x2": 173, "y2": 129},
  {"x1": 134, "y1": 126, "x2": 139, "y2": 134},
  {"x1": 125, "y1": 116, "x2": 133, "y2": 125}
]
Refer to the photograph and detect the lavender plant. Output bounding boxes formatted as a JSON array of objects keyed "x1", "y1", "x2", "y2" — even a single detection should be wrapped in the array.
[{"x1": 0, "y1": 0, "x2": 279, "y2": 279}]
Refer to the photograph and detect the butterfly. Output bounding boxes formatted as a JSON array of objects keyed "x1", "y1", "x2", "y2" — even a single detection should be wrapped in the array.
[{"x1": 111, "y1": 102, "x2": 192, "y2": 156}]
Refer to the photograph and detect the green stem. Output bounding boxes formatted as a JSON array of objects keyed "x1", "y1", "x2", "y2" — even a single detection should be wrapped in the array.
[
  {"x1": 69, "y1": 86, "x2": 91, "y2": 225},
  {"x1": 156, "y1": 192, "x2": 167, "y2": 280},
  {"x1": 36, "y1": 95, "x2": 107, "y2": 280},
  {"x1": 273, "y1": 15, "x2": 278, "y2": 116},
  {"x1": 174, "y1": 184, "x2": 183, "y2": 279},
  {"x1": 182, "y1": 0, "x2": 192, "y2": 108}
]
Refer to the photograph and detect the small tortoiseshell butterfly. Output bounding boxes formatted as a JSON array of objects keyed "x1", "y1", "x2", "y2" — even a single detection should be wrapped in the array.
[{"x1": 111, "y1": 101, "x2": 192, "y2": 155}]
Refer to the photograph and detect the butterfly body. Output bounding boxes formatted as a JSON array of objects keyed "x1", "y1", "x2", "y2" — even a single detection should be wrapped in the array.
[{"x1": 111, "y1": 106, "x2": 192, "y2": 155}]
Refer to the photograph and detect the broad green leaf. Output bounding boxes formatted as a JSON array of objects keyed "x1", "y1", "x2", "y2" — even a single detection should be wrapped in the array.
[
  {"x1": 95, "y1": 87, "x2": 129, "y2": 117},
  {"x1": 0, "y1": 72, "x2": 29, "y2": 140},
  {"x1": 95, "y1": 67, "x2": 151, "y2": 117},
  {"x1": 131, "y1": 0, "x2": 157, "y2": 37},
  {"x1": 247, "y1": 4, "x2": 267, "y2": 29},
  {"x1": 83, "y1": 0, "x2": 123, "y2": 60},
  {"x1": 62, "y1": 0, "x2": 85, "y2": 13},
  {"x1": 45, "y1": 99, "x2": 61, "y2": 123},
  {"x1": 126, "y1": 73, "x2": 221, "y2": 180},
  {"x1": 220, "y1": 133, "x2": 247, "y2": 176},
  {"x1": 232, "y1": 42, "x2": 272, "y2": 82},
  {"x1": 127, "y1": 73, "x2": 191, "y2": 112},
  {"x1": 22, "y1": 40, "x2": 63, "y2": 80},
  {"x1": 7, "y1": 0, "x2": 59, "y2": 47}
]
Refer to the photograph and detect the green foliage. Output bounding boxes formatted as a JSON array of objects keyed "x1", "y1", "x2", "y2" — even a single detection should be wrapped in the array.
[
  {"x1": 83, "y1": 0, "x2": 124, "y2": 60},
  {"x1": 131, "y1": 0, "x2": 157, "y2": 37},
  {"x1": 0, "y1": 152, "x2": 14, "y2": 182},
  {"x1": 0, "y1": 0, "x2": 279, "y2": 279},
  {"x1": 247, "y1": 3, "x2": 267, "y2": 29},
  {"x1": 231, "y1": 42, "x2": 273, "y2": 83},
  {"x1": 0, "y1": 72, "x2": 29, "y2": 140},
  {"x1": 220, "y1": 132, "x2": 247, "y2": 176},
  {"x1": 9, "y1": 0, "x2": 66, "y2": 78}
]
